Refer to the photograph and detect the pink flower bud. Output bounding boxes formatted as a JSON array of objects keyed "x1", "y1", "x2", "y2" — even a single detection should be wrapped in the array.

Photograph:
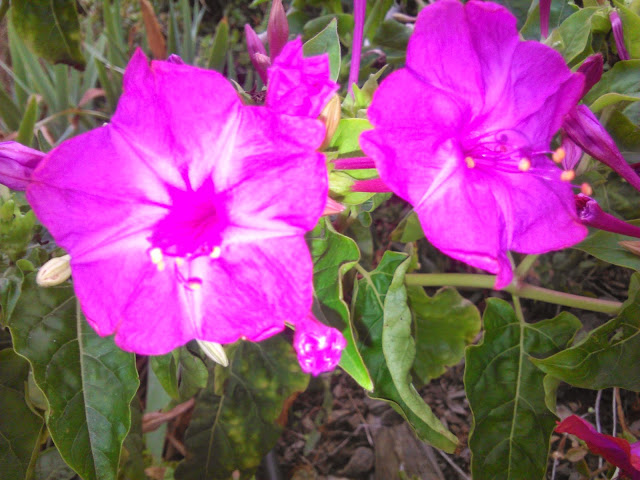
[
  {"x1": 245, "y1": 24, "x2": 269, "y2": 83},
  {"x1": 293, "y1": 315, "x2": 346, "y2": 376},
  {"x1": 577, "y1": 53, "x2": 603, "y2": 98},
  {"x1": 0, "y1": 141, "x2": 45, "y2": 191},
  {"x1": 563, "y1": 105, "x2": 640, "y2": 192},
  {"x1": 610, "y1": 10, "x2": 630, "y2": 61},
  {"x1": 166, "y1": 54, "x2": 185, "y2": 65},
  {"x1": 540, "y1": 0, "x2": 550, "y2": 38},
  {"x1": 267, "y1": 0, "x2": 289, "y2": 60},
  {"x1": 576, "y1": 194, "x2": 640, "y2": 238},
  {"x1": 560, "y1": 136, "x2": 583, "y2": 171},
  {"x1": 352, "y1": 178, "x2": 391, "y2": 193},
  {"x1": 322, "y1": 197, "x2": 345, "y2": 216}
]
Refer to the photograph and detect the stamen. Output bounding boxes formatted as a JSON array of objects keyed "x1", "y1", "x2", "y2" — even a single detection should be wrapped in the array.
[
  {"x1": 561, "y1": 170, "x2": 575, "y2": 182},
  {"x1": 210, "y1": 246, "x2": 221, "y2": 259},
  {"x1": 149, "y1": 247, "x2": 163, "y2": 264},
  {"x1": 465, "y1": 156, "x2": 476, "y2": 168},
  {"x1": 518, "y1": 158, "x2": 531, "y2": 171},
  {"x1": 581, "y1": 183, "x2": 593, "y2": 195},
  {"x1": 186, "y1": 278, "x2": 202, "y2": 290},
  {"x1": 552, "y1": 147, "x2": 566, "y2": 163},
  {"x1": 156, "y1": 260, "x2": 166, "y2": 272},
  {"x1": 175, "y1": 257, "x2": 185, "y2": 267}
]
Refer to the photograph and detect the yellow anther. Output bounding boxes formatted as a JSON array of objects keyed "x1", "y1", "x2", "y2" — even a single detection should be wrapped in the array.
[
  {"x1": 175, "y1": 257, "x2": 185, "y2": 267},
  {"x1": 156, "y1": 260, "x2": 166, "y2": 272},
  {"x1": 552, "y1": 147, "x2": 566, "y2": 163},
  {"x1": 581, "y1": 182, "x2": 593, "y2": 196},
  {"x1": 187, "y1": 280, "x2": 201, "y2": 291},
  {"x1": 210, "y1": 246, "x2": 221, "y2": 259},
  {"x1": 464, "y1": 156, "x2": 475, "y2": 168},
  {"x1": 518, "y1": 158, "x2": 531, "y2": 172},
  {"x1": 561, "y1": 170, "x2": 575, "y2": 182},
  {"x1": 149, "y1": 247, "x2": 163, "y2": 264}
]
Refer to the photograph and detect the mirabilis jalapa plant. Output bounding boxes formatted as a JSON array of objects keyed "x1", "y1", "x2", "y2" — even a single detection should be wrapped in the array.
[{"x1": 1, "y1": 0, "x2": 640, "y2": 478}]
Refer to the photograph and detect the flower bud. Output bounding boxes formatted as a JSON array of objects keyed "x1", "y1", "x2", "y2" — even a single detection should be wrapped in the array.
[
  {"x1": 610, "y1": 10, "x2": 630, "y2": 61},
  {"x1": 166, "y1": 54, "x2": 185, "y2": 65},
  {"x1": 540, "y1": 0, "x2": 550, "y2": 38},
  {"x1": 318, "y1": 95, "x2": 341, "y2": 149},
  {"x1": 267, "y1": 0, "x2": 289, "y2": 60},
  {"x1": 576, "y1": 194, "x2": 640, "y2": 238},
  {"x1": 322, "y1": 197, "x2": 345, "y2": 216},
  {"x1": 576, "y1": 54, "x2": 603, "y2": 98},
  {"x1": 0, "y1": 141, "x2": 45, "y2": 191},
  {"x1": 560, "y1": 136, "x2": 583, "y2": 172},
  {"x1": 293, "y1": 315, "x2": 346, "y2": 376},
  {"x1": 245, "y1": 24, "x2": 269, "y2": 83},
  {"x1": 196, "y1": 339, "x2": 229, "y2": 367},
  {"x1": 36, "y1": 255, "x2": 72, "y2": 287},
  {"x1": 563, "y1": 105, "x2": 640, "y2": 192}
]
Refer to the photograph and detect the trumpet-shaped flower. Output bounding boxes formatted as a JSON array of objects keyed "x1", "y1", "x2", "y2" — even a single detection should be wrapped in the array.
[
  {"x1": 556, "y1": 415, "x2": 640, "y2": 479},
  {"x1": 360, "y1": 0, "x2": 587, "y2": 288},
  {"x1": 5, "y1": 49, "x2": 345, "y2": 373}
]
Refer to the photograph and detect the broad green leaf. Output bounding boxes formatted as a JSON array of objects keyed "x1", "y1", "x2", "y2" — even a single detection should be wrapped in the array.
[
  {"x1": 8, "y1": 274, "x2": 139, "y2": 480},
  {"x1": 303, "y1": 18, "x2": 341, "y2": 81},
  {"x1": 150, "y1": 350, "x2": 181, "y2": 401},
  {"x1": 521, "y1": 0, "x2": 578, "y2": 40},
  {"x1": 408, "y1": 286, "x2": 481, "y2": 385},
  {"x1": 329, "y1": 118, "x2": 373, "y2": 155},
  {"x1": 353, "y1": 251, "x2": 458, "y2": 452},
  {"x1": 533, "y1": 274, "x2": 640, "y2": 390},
  {"x1": 34, "y1": 448, "x2": 76, "y2": 480},
  {"x1": 118, "y1": 398, "x2": 146, "y2": 480},
  {"x1": 0, "y1": 348, "x2": 44, "y2": 480},
  {"x1": 465, "y1": 300, "x2": 581, "y2": 480},
  {"x1": 175, "y1": 335, "x2": 308, "y2": 480},
  {"x1": 16, "y1": 95, "x2": 39, "y2": 147},
  {"x1": 0, "y1": 262, "x2": 25, "y2": 327},
  {"x1": 390, "y1": 211, "x2": 425, "y2": 243},
  {"x1": 303, "y1": 14, "x2": 355, "y2": 42},
  {"x1": 371, "y1": 19, "x2": 412, "y2": 51},
  {"x1": 10, "y1": 0, "x2": 85, "y2": 70},
  {"x1": 547, "y1": 6, "x2": 611, "y2": 65},
  {"x1": 608, "y1": 109, "x2": 640, "y2": 151},
  {"x1": 584, "y1": 60, "x2": 640, "y2": 110},
  {"x1": 207, "y1": 18, "x2": 229, "y2": 72},
  {"x1": 575, "y1": 219, "x2": 640, "y2": 271},
  {"x1": 309, "y1": 218, "x2": 372, "y2": 391},
  {"x1": 492, "y1": 0, "x2": 537, "y2": 28}
]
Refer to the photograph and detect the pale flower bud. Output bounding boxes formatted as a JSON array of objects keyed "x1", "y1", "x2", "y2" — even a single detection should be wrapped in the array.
[
  {"x1": 318, "y1": 94, "x2": 341, "y2": 150},
  {"x1": 196, "y1": 339, "x2": 229, "y2": 367},
  {"x1": 36, "y1": 255, "x2": 71, "y2": 287}
]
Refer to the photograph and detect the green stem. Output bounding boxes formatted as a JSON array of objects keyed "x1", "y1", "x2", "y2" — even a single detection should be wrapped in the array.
[
  {"x1": 0, "y1": 1, "x2": 9, "y2": 24},
  {"x1": 405, "y1": 273, "x2": 623, "y2": 315},
  {"x1": 515, "y1": 254, "x2": 539, "y2": 279},
  {"x1": 512, "y1": 295, "x2": 525, "y2": 323}
]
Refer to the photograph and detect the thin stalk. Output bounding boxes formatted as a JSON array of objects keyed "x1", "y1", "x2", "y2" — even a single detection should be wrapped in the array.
[
  {"x1": 512, "y1": 295, "x2": 525, "y2": 323},
  {"x1": 0, "y1": 0, "x2": 9, "y2": 24},
  {"x1": 405, "y1": 273, "x2": 623, "y2": 315},
  {"x1": 515, "y1": 254, "x2": 539, "y2": 279}
]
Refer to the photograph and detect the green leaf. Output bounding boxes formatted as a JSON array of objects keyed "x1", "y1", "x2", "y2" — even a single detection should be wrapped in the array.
[
  {"x1": 0, "y1": 82, "x2": 22, "y2": 131},
  {"x1": 371, "y1": 19, "x2": 412, "y2": 51},
  {"x1": 8, "y1": 274, "x2": 139, "y2": 480},
  {"x1": 575, "y1": 219, "x2": 640, "y2": 271},
  {"x1": 364, "y1": 0, "x2": 394, "y2": 41},
  {"x1": 150, "y1": 351, "x2": 181, "y2": 401},
  {"x1": 34, "y1": 447, "x2": 76, "y2": 480},
  {"x1": 409, "y1": 286, "x2": 481, "y2": 385},
  {"x1": 309, "y1": 218, "x2": 372, "y2": 391},
  {"x1": 547, "y1": 6, "x2": 611, "y2": 65},
  {"x1": 118, "y1": 398, "x2": 147, "y2": 480},
  {"x1": 608, "y1": 109, "x2": 640, "y2": 151},
  {"x1": 206, "y1": 18, "x2": 229, "y2": 72},
  {"x1": 353, "y1": 251, "x2": 458, "y2": 452},
  {"x1": 175, "y1": 335, "x2": 309, "y2": 480},
  {"x1": 303, "y1": 14, "x2": 355, "y2": 42},
  {"x1": 491, "y1": 0, "x2": 537, "y2": 29},
  {"x1": 10, "y1": 0, "x2": 85, "y2": 70},
  {"x1": 0, "y1": 197, "x2": 36, "y2": 262},
  {"x1": 532, "y1": 273, "x2": 640, "y2": 390},
  {"x1": 303, "y1": 18, "x2": 341, "y2": 82},
  {"x1": 0, "y1": 348, "x2": 44, "y2": 480},
  {"x1": 465, "y1": 300, "x2": 581, "y2": 480},
  {"x1": 16, "y1": 95, "x2": 39, "y2": 147},
  {"x1": 0, "y1": 262, "x2": 25, "y2": 327},
  {"x1": 329, "y1": 118, "x2": 373, "y2": 155},
  {"x1": 390, "y1": 211, "x2": 425, "y2": 243},
  {"x1": 584, "y1": 60, "x2": 640, "y2": 111}
]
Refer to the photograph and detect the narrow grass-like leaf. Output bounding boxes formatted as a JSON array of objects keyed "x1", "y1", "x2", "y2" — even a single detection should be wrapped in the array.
[
  {"x1": 207, "y1": 18, "x2": 229, "y2": 72},
  {"x1": 465, "y1": 300, "x2": 581, "y2": 480},
  {"x1": 533, "y1": 273, "x2": 640, "y2": 390},
  {"x1": 8, "y1": 274, "x2": 139, "y2": 480},
  {"x1": 309, "y1": 218, "x2": 372, "y2": 391},
  {"x1": 175, "y1": 335, "x2": 308, "y2": 480},
  {"x1": 0, "y1": 348, "x2": 44, "y2": 480},
  {"x1": 353, "y1": 251, "x2": 458, "y2": 452},
  {"x1": 16, "y1": 95, "x2": 39, "y2": 147},
  {"x1": 0, "y1": 83, "x2": 22, "y2": 131}
]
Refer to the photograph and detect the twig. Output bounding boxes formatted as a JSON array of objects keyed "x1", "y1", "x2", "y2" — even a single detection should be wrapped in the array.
[
  {"x1": 346, "y1": 391, "x2": 373, "y2": 446},
  {"x1": 165, "y1": 432, "x2": 186, "y2": 457},
  {"x1": 142, "y1": 398, "x2": 195, "y2": 433},
  {"x1": 615, "y1": 388, "x2": 631, "y2": 436},
  {"x1": 434, "y1": 449, "x2": 471, "y2": 480},
  {"x1": 550, "y1": 434, "x2": 567, "y2": 480}
]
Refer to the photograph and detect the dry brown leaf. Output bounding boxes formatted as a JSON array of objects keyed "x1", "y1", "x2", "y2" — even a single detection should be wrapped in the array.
[{"x1": 140, "y1": 0, "x2": 166, "y2": 59}]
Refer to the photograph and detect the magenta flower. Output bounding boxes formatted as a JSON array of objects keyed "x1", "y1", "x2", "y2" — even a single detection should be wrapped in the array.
[
  {"x1": 4, "y1": 49, "x2": 345, "y2": 373},
  {"x1": 556, "y1": 415, "x2": 640, "y2": 479},
  {"x1": 576, "y1": 194, "x2": 640, "y2": 238},
  {"x1": 610, "y1": 10, "x2": 631, "y2": 61},
  {"x1": 348, "y1": 0, "x2": 366, "y2": 93},
  {"x1": 359, "y1": 0, "x2": 587, "y2": 288},
  {"x1": 540, "y1": 0, "x2": 550, "y2": 38}
]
